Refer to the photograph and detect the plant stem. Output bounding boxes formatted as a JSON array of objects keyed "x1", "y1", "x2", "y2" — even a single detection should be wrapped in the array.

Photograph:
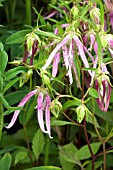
[
  {"x1": 92, "y1": 98, "x2": 106, "y2": 170},
  {"x1": 0, "y1": 73, "x2": 3, "y2": 141},
  {"x1": 83, "y1": 118, "x2": 95, "y2": 170},
  {"x1": 44, "y1": 136, "x2": 50, "y2": 165},
  {"x1": 25, "y1": 0, "x2": 31, "y2": 25},
  {"x1": 103, "y1": 142, "x2": 106, "y2": 170},
  {"x1": 23, "y1": 124, "x2": 34, "y2": 166}
]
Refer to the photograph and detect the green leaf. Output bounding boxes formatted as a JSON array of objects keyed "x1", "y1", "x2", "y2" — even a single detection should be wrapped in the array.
[
  {"x1": 5, "y1": 90, "x2": 28, "y2": 106},
  {"x1": 58, "y1": 143, "x2": 82, "y2": 168},
  {"x1": 5, "y1": 66, "x2": 27, "y2": 80},
  {"x1": 0, "y1": 50, "x2": 8, "y2": 73},
  {"x1": 25, "y1": 97, "x2": 37, "y2": 123},
  {"x1": 89, "y1": 88, "x2": 99, "y2": 98},
  {"x1": 15, "y1": 151, "x2": 28, "y2": 165},
  {"x1": 63, "y1": 99, "x2": 81, "y2": 110},
  {"x1": 32, "y1": 129, "x2": 45, "y2": 160},
  {"x1": 35, "y1": 30, "x2": 61, "y2": 40},
  {"x1": 6, "y1": 30, "x2": 31, "y2": 44},
  {"x1": 76, "y1": 142, "x2": 101, "y2": 160},
  {"x1": 0, "y1": 153, "x2": 12, "y2": 170},
  {"x1": 3, "y1": 77, "x2": 21, "y2": 94},
  {"x1": 51, "y1": 119, "x2": 75, "y2": 126},
  {"x1": 26, "y1": 166, "x2": 61, "y2": 170},
  {"x1": 0, "y1": 42, "x2": 4, "y2": 51},
  {"x1": 86, "y1": 161, "x2": 103, "y2": 170}
]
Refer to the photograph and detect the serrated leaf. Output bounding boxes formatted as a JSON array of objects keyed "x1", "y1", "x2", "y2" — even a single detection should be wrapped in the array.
[
  {"x1": 15, "y1": 151, "x2": 28, "y2": 165},
  {"x1": 89, "y1": 88, "x2": 99, "y2": 98},
  {"x1": 63, "y1": 99, "x2": 81, "y2": 110},
  {"x1": 6, "y1": 30, "x2": 31, "y2": 44},
  {"x1": 58, "y1": 143, "x2": 82, "y2": 168},
  {"x1": 76, "y1": 142, "x2": 101, "y2": 160},
  {"x1": 0, "y1": 50, "x2": 8, "y2": 73},
  {"x1": 32, "y1": 129, "x2": 45, "y2": 160},
  {"x1": 0, "y1": 153, "x2": 12, "y2": 170},
  {"x1": 5, "y1": 66, "x2": 27, "y2": 80},
  {"x1": 26, "y1": 166, "x2": 61, "y2": 170}
]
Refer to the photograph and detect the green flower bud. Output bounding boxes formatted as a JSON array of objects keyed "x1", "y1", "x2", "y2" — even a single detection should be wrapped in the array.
[
  {"x1": 100, "y1": 35, "x2": 108, "y2": 48},
  {"x1": 76, "y1": 104, "x2": 85, "y2": 123},
  {"x1": 25, "y1": 33, "x2": 39, "y2": 51},
  {"x1": 90, "y1": 7, "x2": 100, "y2": 24},
  {"x1": 71, "y1": 6, "x2": 79, "y2": 18},
  {"x1": 50, "y1": 100, "x2": 62, "y2": 118},
  {"x1": 41, "y1": 69, "x2": 50, "y2": 86},
  {"x1": 20, "y1": 69, "x2": 33, "y2": 87}
]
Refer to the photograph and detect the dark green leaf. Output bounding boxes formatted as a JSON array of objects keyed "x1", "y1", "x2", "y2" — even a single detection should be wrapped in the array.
[
  {"x1": 32, "y1": 129, "x2": 45, "y2": 160},
  {"x1": 0, "y1": 153, "x2": 12, "y2": 170},
  {"x1": 3, "y1": 77, "x2": 21, "y2": 94},
  {"x1": 15, "y1": 151, "x2": 28, "y2": 165},
  {"x1": 76, "y1": 142, "x2": 101, "y2": 160},
  {"x1": 89, "y1": 88, "x2": 99, "y2": 98},
  {"x1": 26, "y1": 166, "x2": 61, "y2": 170},
  {"x1": 35, "y1": 30, "x2": 60, "y2": 40},
  {"x1": 63, "y1": 99, "x2": 81, "y2": 110},
  {"x1": 6, "y1": 30, "x2": 31, "y2": 44},
  {"x1": 0, "y1": 50, "x2": 8, "y2": 73},
  {"x1": 5, "y1": 66, "x2": 27, "y2": 80}
]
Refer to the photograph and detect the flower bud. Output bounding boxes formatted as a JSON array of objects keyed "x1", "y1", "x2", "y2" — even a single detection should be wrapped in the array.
[
  {"x1": 76, "y1": 104, "x2": 85, "y2": 123},
  {"x1": 41, "y1": 69, "x2": 50, "y2": 86},
  {"x1": 50, "y1": 100, "x2": 62, "y2": 118},
  {"x1": 20, "y1": 69, "x2": 33, "y2": 87},
  {"x1": 100, "y1": 34, "x2": 108, "y2": 49},
  {"x1": 90, "y1": 7, "x2": 100, "y2": 24},
  {"x1": 25, "y1": 33, "x2": 39, "y2": 52},
  {"x1": 71, "y1": 6, "x2": 79, "y2": 18},
  {"x1": 8, "y1": 60, "x2": 21, "y2": 66}
]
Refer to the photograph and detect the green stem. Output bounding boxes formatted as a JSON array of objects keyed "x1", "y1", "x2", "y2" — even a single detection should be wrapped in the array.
[
  {"x1": 25, "y1": 0, "x2": 31, "y2": 25},
  {"x1": 23, "y1": 124, "x2": 34, "y2": 166},
  {"x1": 0, "y1": 74, "x2": 3, "y2": 141},
  {"x1": 44, "y1": 136, "x2": 50, "y2": 165}
]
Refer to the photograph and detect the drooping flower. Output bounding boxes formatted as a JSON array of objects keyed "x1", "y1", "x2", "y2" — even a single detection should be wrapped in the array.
[
  {"x1": 95, "y1": 64, "x2": 112, "y2": 112},
  {"x1": 42, "y1": 32, "x2": 92, "y2": 86},
  {"x1": 5, "y1": 89, "x2": 52, "y2": 138}
]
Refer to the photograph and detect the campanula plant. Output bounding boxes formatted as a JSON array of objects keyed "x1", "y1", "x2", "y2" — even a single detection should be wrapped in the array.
[{"x1": 0, "y1": 0, "x2": 113, "y2": 170}]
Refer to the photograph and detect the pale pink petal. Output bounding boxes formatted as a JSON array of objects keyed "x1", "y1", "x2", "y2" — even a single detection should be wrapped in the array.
[
  {"x1": 37, "y1": 92, "x2": 48, "y2": 133},
  {"x1": 42, "y1": 34, "x2": 70, "y2": 70},
  {"x1": 62, "y1": 45, "x2": 69, "y2": 69},
  {"x1": 73, "y1": 35, "x2": 92, "y2": 76},
  {"x1": 45, "y1": 94, "x2": 53, "y2": 138},
  {"x1": 52, "y1": 52, "x2": 60, "y2": 77},
  {"x1": 5, "y1": 89, "x2": 37, "y2": 129}
]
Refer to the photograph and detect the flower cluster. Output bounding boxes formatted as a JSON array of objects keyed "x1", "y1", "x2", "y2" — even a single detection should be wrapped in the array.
[{"x1": 6, "y1": 88, "x2": 53, "y2": 138}]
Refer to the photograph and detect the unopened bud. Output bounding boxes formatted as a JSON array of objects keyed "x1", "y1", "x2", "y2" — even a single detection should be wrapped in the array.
[
  {"x1": 50, "y1": 100, "x2": 62, "y2": 118},
  {"x1": 20, "y1": 69, "x2": 33, "y2": 87},
  {"x1": 76, "y1": 104, "x2": 85, "y2": 123},
  {"x1": 90, "y1": 7, "x2": 100, "y2": 24},
  {"x1": 71, "y1": 6, "x2": 79, "y2": 18}
]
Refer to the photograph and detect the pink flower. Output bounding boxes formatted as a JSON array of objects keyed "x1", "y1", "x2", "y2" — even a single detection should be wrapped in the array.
[{"x1": 5, "y1": 89, "x2": 52, "y2": 138}]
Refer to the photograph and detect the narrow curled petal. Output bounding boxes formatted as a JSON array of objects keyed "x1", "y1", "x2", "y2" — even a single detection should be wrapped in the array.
[
  {"x1": 45, "y1": 94, "x2": 53, "y2": 138},
  {"x1": 52, "y1": 52, "x2": 60, "y2": 77},
  {"x1": 42, "y1": 34, "x2": 70, "y2": 70},
  {"x1": 62, "y1": 45, "x2": 69, "y2": 69},
  {"x1": 37, "y1": 92, "x2": 48, "y2": 134},
  {"x1": 73, "y1": 35, "x2": 92, "y2": 76},
  {"x1": 5, "y1": 89, "x2": 37, "y2": 129},
  {"x1": 95, "y1": 79, "x2": 112, "y2": 112}
]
